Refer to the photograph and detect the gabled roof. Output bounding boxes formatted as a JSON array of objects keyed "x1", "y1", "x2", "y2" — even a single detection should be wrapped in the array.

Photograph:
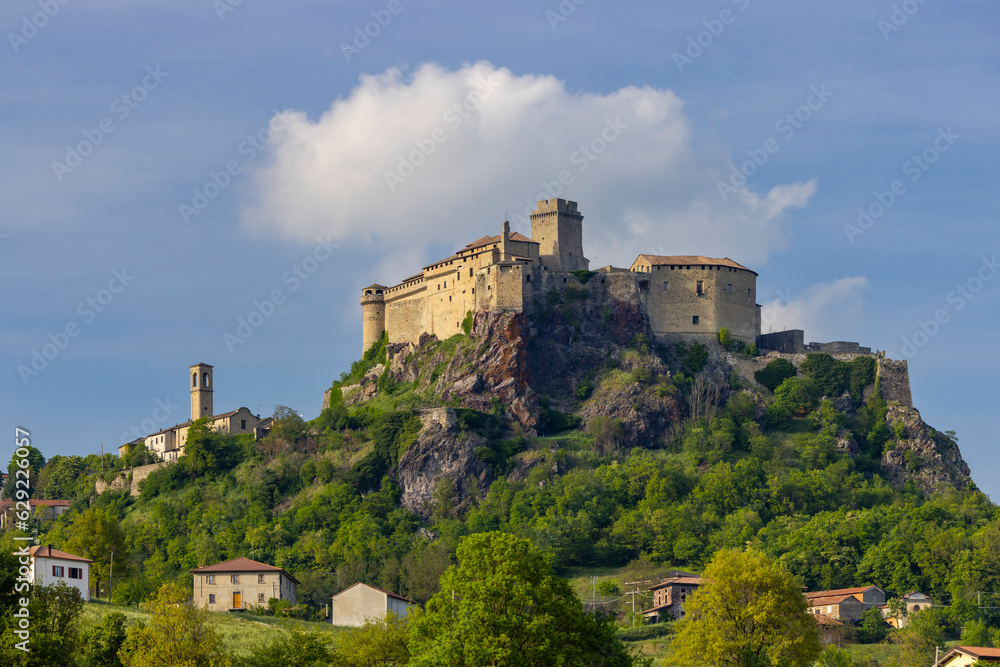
[
  {"x1": 189, "y1": 557, "x2": 298, "y2": 583},
  {"x1": 941, "y1": 646, "x2": 1000, "y2": 662},
  {"x1": 807, "y1": 595, "x2": 859, "y2": 607},
  {"x1": 649, "y1": 576, "x2": 702, "y2": 591},
  {"x1": 333, "y1": 582, "x2": 416, "y2": 605},
  {"x1": 0, "y1": 499, "x2": 72, "y2": 510},
  {"x1": 29, "y1": 545, "x2": 92, "y2": 563},
  {"x1": 812, "y1": 613, "x2": 845, "y2": 627},
  {"x1": 803, "y1": 585, "x2": 882, "y2": 600},
  {"x1": 633, "y1": 254, "x2": 756, "y2": 274},
  {"x1": 463, "y1": 231, "x2": 536, "y2": 251}
]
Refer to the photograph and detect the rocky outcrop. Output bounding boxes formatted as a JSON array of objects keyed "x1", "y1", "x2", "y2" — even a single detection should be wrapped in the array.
[
  {"x1": 579, "y1": 383, "x2": 681, "y2": 450},
  {"x1": 396, "y1": 409, "x2": 493, "y2": 518},
  {"x1": 880, "y1": 405, "x2": 973, "y2": 494}
]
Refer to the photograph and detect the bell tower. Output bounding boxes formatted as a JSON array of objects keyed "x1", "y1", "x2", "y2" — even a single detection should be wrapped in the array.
[{"x1": 190, "y1": 363, "x2": 213, "y2": 421}]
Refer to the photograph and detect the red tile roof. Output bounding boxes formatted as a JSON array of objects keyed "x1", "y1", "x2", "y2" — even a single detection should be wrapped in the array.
[
  {"x1": 807, "y1": 595, "x2": 857, "y2": 607},
  {"x1": 189, "y1": 557, "x2": 298, "y2": 583},
  {"x1": 635, "y1": 254, "x2": 756, "y2": 274},
  {"x1": 0, "y1": 499, "x2": 71, "y2": 510},
  {"x1": 947, "y1": 646, "x2": 1000, "y2": 660},
  {"x1": 804, "y1": 586, "x2": 881, "y2": 600},
  {"x1": 28, "y1": 545, "x2": 92, "y2": 563}
]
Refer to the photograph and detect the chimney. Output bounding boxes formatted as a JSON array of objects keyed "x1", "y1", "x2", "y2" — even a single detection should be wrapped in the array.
[{"x1": 47, "y1": 543, "x2": 53, "y2": 556}]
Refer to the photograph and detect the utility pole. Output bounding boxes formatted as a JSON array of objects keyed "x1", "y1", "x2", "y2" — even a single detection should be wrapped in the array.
[
  {"x1": 109, "y1": 550, "x2": 114, "y2": 604},
  {"x1": 591, "y1": 576, "x2": 597, "y2": 609}
]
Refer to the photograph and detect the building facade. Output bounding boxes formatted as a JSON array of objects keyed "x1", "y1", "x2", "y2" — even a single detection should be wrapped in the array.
[
  {"x1": 330, "y1": 582, "x2": 417, "y2": 627},
  {"x1": 190, "y1": 557, "x2": 298, "y2": 612},
  {"x1": 642, "y1": 575, "x2": 702, "y2": 623},
  {"x1": 360, "y1": 199, "x2": 762, "y2": 353},
  {"x1": 28, "y1": 545, "x2": 91, "y2": 602},
  {"x1": 131, "y1": 363, "x2": 264, "y2": 462}
]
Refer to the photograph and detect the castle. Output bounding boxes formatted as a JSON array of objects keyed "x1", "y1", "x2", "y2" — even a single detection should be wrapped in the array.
[{"x1": 361, "y1": 199, "x2": 762, "y2": 352}]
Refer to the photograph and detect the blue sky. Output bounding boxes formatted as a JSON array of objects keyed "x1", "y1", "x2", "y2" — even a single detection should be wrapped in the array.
[{"x1": 2, "y1": 1, "x2": 998, "y2": 495}]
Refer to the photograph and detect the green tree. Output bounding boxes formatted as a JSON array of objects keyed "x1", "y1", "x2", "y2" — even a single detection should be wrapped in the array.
[
  {"x1": 0, "y1": 581, "x2": 85, "y2": 667},
  {"x1": 119, "y1": 584, "x2": 231, "y2": 667},
  {"x1": 81, "y1": 611, "x2": 128, "y2": 667},
  {"x1": 409, "y1": 531, "x2": 641, "y2": 667},
  {"x1": 271, "y1": 405, "x2": 307, "y2": 441},
  {"x1": 66, "y1": 507, "x2": 126, "y2": 600},
  {"x1": 337, "y1": 612, "x2": 411, "y2": 666},
  {"x1": 666, "y1": 548, "x2": 821, "y2": 667},
  {"x1": 239, "y1": 630, "x2": 334, "y2": 667},
  {"x1": 753, "y1": 358, "x2": 797, "y2": 392},
  {"x1": 184, "y1": 418, "x2": 240, "y2": 475},
  {"x1": 857, "y1": 607, "x2": 892, "y2": 644},
  {"x1": 718, "y1": 327, "x2": 733, "y2": 348}
]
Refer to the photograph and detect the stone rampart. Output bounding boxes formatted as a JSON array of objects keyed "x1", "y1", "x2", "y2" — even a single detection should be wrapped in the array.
[
  {"x1": 95, "y1": 461, "x2": 170, "y2": 497},
  {"x1": 877, "y1": 358, "x2": 913, "y2": 407}
]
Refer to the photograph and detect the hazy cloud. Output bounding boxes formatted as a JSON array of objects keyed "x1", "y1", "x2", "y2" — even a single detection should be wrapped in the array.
[{"x1": 761, "y1": 276, "x2": 869, "y2": 342}]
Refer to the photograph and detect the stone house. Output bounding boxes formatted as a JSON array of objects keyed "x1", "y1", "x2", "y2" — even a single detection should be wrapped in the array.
[
  {"x1": 28, "y1": 545, "x2": 91, "y2": 602},
  {"x1": 330, "y1": 583, "x2": 417, "y2": 627},
  {"x1": 189, "y1": 557, "x2": 298, "y2": 611},
  {"x1": 805, "y1": 594, "x2": 867, "y2": 622},
  {"x1": 641, "y1": 575, "x2": 702, "y2": 623},
  {"x1": 882, "y1": 591, "x2": 932, "y2": 628}
]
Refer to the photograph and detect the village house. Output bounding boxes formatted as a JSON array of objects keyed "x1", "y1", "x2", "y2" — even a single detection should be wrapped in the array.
[
  {"x1": 882, "y1": 591, "x2": 932, "y2": 628},
  {"x1": 937, "y1": 646, "x2": 1000, "y2": 666},
  {"x1": 28, "y1": 545, "x2": 91, "y2": 602},
  {"x1": 189, "y1": 557, "x2": 298, "y2": 612},
  {"x1": 641, "y1": 575, "x2": 702, "y2": 623},
  {"x1": 804, "y1": 585, "x2": 886, "y2": 621},
  {"x1": 0, "y1": 499, "x2": 72, "y2": 531},
  {"x1": 330, "y1": 583, "x2": 418, "y2": 627}
]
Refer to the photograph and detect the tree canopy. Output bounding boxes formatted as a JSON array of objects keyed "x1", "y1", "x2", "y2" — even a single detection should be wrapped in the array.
[{"x1": 667, "y1": 548, "x2": 821, "y2": 667}]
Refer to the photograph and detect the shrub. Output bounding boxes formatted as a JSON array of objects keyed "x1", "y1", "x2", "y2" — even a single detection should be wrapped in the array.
[
  {"x1": 718, "y1": 327, "x2": 732, "y2": 348},
  {"x1": 564, "y1": 283, "x2": 589, "y2": 301},
  {"x1": 569, "y1": 269, "x2": 597, "y2": 284},
  {"x1": 754, "y1": 358, "x2": 798, "y2": 392},
  {"x1": 589, "y1": 416, "x2": 624, "y2": 455},
  {"x1": 461, "y1": 310, "x2": 474, "y2": 335},
  {"x1": 575, "y1": 379, "x2": 594, "y2": 400},
  {"x1": 684, "y1": 343, "x2": 708, "y2": 373}
]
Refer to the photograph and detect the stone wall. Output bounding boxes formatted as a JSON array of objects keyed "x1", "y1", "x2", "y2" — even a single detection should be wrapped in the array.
[
  {"x1": 877, "y1": 358, "x2": 913, "y2": 407},
  {"x1": 94, "y1": 461, "x2": 169, "y2": 497}
]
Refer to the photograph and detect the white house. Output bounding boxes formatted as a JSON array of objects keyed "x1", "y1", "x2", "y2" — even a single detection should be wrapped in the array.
[
  {"x1": 330, "y1": 583, "x2": 417, "y2": 627},
  {"x1": 28, "y1": 545, "x2": 91, "y2": 602}
]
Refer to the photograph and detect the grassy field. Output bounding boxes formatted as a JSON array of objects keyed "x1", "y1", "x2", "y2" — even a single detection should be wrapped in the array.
[{"x1": 81, "y1": 600, "x2": 347, "y2": 658}]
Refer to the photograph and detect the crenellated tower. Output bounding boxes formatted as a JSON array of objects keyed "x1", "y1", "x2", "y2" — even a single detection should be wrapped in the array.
[{"x1": 530, "y1": 198, "x2": 588, "y2": 272}]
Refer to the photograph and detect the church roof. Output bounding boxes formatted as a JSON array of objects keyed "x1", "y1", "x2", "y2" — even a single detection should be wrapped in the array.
[
  {"x1": 144, "y1": 408, "x2": 251, "y2": 438},
  {"x1": 635, "y1": 254, "x2": 756, "y2": 275}
]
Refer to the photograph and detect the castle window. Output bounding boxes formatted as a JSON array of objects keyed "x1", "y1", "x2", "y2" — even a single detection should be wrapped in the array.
[
  {"x1": 525, "y1": 275, "x2": 531, "y2": 282},
  {"x1": 696, "y1": 281, "x2": 703, "y2": 295},
  {"x1": 469, "y1": 268, "x2": 473, "y2": 277},
  {"x1": 563, "y1": 278, "x2": 567, "y2": 283},
  {"x1": 639, "y1": 280, "x2": 649, "y2": 291},
  {"x1": 443, "y1": 281, "x2": 446, "y2": 287},
  {"x1": 472, "y1": 288, "x2": 475, "y2": 294},
  {"x1": 727, "y1": 284, "x2": 733, "y2": 293},
  {"x1": 203, "y1": 372, "x2": 209, "y2": 387},
  {"x1": 748, "y1": 288, "x2": 752, "y2": 297},
  {"x1": 663, "y1": 282, "x2": 669, "y2": 291},
  {"x1": 449, "y1": 296, "x2": 452, "y2": 301},
  {"x1": 601, "y1": 279, "x2": 605, "y2": 284},
  {"x1": 241, "y1": 420, "x2": 246, "y2": 429},
  {"x1": 693, "y1": 316, "x2": 699, "y2": 325}
]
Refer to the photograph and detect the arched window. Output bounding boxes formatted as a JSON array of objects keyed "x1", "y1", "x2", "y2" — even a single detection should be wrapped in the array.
[
  {"x1": 192, "y1": 373, "x2": 197, "y2": 387},
  {"x1": 203, "y1": 372, "x2": 210, "y2": 388}
]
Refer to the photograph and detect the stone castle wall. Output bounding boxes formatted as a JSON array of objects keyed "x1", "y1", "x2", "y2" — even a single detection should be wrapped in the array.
[
  {"x1": 94, "y1": 461, "x2": 169, "y2": 497},
  {"x1": 877, "y1": 358, "x2": 913, "y2": 407}
]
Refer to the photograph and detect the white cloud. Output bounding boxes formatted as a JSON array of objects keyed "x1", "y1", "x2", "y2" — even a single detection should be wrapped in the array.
[
  {"x1": 761, "y1": 277, "x2": 869, "y2": 342},
  {"x1": 240, "y1": 61, "x2": 817, "y2": 282}
]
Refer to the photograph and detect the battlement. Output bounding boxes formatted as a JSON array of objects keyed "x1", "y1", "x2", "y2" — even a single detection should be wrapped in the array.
[{"x1": 530, "y1": 198, "x2": 580, "y2": 216}]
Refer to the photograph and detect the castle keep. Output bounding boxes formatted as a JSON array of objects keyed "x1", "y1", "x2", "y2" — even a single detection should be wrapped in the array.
[{"x1": 361, "y1": 199, "x2": 761, "y2": 352}]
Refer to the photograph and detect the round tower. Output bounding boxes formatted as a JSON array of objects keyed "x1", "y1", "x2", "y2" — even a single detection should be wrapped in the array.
[
  {"x1": 360, "y1": 285, "x2": 387, "y2": 355},
  {"x1": 189, "y1": 363, "x2": 213, "y2": 421}
]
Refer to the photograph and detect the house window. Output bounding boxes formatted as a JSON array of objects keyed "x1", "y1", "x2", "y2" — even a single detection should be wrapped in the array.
[
  {"x1": 258, "y1": 574, "x2": 265, "y2": 584},
  {"x1": 231, "y1": 575, "x2": 240, "y2": 584},
  {"x1": 208, "y1": 575, "x2": 215, "y2": 585},
  {"x1": 727, "y1": 284, "x2": 733, "y2": 293},
  {"x1": 53, "y1": 566, "x2": 64, "y2": 577},
  {"x1": 258, "y1": 593, "x2": 266, "y2": 603},
  {"x1": 693, "y1": 316, "x2": 699, "y2": 325},
  {"x1": 663, "y1": 282, "x2": 669, "y2": 291},
  {"x1": 68, "y1": 567, "x2": 82, "y2": 579},
  {"x1": 696, "y1": 281, "x2": 703, "y2": 295},
  {"x1": 241, "y1": 420, "x2": 246, "y2": 429},
  {"x1": 209, "y1": 594, "x2": 216, "y2": 604}
]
